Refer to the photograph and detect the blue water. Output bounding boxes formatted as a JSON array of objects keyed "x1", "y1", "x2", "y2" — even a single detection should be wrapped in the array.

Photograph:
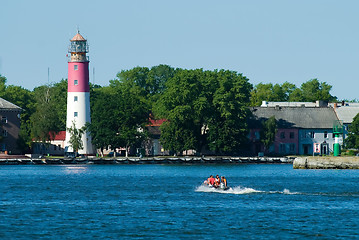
[{"x1": 1, "y1": 164, "x2": 359, "y2": 239}]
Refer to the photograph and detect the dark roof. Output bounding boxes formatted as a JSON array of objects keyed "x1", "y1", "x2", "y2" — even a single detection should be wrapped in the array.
[
  {"x1": 250, "y1": 107, "x2": 339, "y2": 129},
  {"x1": 334, "y1": 106, "x2": 359, "y2": 124},
  {"x1": 0, "y1": 97, "x2": 21, "y2": 111}
]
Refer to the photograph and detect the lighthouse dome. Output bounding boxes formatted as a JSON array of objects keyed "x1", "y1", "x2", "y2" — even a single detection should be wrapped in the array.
[{"x1": 71, "y1": 32, "x2": 86, "y2": 42}]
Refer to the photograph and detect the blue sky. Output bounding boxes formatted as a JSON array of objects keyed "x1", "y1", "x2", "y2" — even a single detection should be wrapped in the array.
[{"x1": 1, "y1": 0, "x2": 358, "y2": 100}]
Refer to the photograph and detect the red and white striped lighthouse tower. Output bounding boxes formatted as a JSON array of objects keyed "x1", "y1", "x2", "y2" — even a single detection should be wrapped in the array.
[{"x1": 65, "y1": 31, "x2": 94, "y2": 155}]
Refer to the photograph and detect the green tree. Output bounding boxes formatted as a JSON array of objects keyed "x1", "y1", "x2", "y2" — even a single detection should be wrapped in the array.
[
  {"x1": 260, "y1": 116, "x2": 277, "y2": 153},
  {"x1": 250, "y1": 83, "x2": 273, "y2": 106},
  {"x1": 88, "y1": 87, "x2": 118, "y2": 154},
  {"x1": 115, "y1": 64, "x2": 176, "y2": 109},
  {"x1": 31, "y1": 85, "x2": 62, "y2": 142},
  {"x1": 345, "y1": 113, "x2": 359, "y2": 149},
  {"x1": 207, "y1": 70, "x2": 252, "y2": 153},
  {"x1": 89, "y1": 81, "x2": 150, "y2": 157},
  {"x1": 146, "y1": 64, "x2": 176, "y2": 101},
  {"x1": 5, "y1": 85, "x2": 35, "y2": 152},
  {"x1": 67, "y1": 121, "x2": 86, "y2": 154},
  {"x1": 115, "y1": 66, "x2": 149, "y2": 94},
  {"x1": 281, "y1": 82, "x2": 296, "y2": 97},
  {"x1": 156, "y1": 69, "x2": 252, "y2": 154},
  {"x1": 156, "y1": 69, "x2": 209, "y2": 154},
  {"x1": 0, "y1": 75, "x2": 35, "y2": 152},
  {"x1": 288, "y1": 88, "x2": 304, "y2": 101},
  {"x1": 289, "y1": 79, "x2": 337, "y2": 102},
  {"x1": 0, "y1": 75, "x2": 6, "y2": 94},
  {"x1": 114, "y1": 80, "x2": 150, "y2": 157},
  {"x1": 51, "y1": 79, "x2": 67, "y2": 130},
  {"x1": 250, "y1": 82, "x2": 294, "y2": 106}
]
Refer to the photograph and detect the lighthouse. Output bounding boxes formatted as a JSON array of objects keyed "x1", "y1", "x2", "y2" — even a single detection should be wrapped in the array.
[{"x1": 65, "y1": 31, "x2": 94, "y2": 155}]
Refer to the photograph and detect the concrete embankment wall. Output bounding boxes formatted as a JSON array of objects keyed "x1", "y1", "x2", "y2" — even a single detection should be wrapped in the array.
[
  {"x1": 293, "y1": 156, "x2": 359, "y2": 169},
  {"x1": 0, "y1": 156, "x2": 294, "y2": 165}
]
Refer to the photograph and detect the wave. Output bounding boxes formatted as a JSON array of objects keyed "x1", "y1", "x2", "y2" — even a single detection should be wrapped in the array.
[
  {"x1": 195, "y1": 185, "x2": 262, "y2": 195},
  {"x1": 196, "y1": 185, "x2": 301, "y2": 195},
  {"x1": 268, "y1": 188, "x2": 301, "y2": 195},
  {"x1": 196, "y1": 185, "x2": 359, "y2": 197}
]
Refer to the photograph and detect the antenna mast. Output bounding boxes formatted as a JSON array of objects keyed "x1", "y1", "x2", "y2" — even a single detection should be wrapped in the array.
[{"x1": 93, "y1": 67, "x2": 95, "y2": 84}]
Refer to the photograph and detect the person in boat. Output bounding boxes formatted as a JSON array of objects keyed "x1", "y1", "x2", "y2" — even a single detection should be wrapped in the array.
[
  {"x1": 221, "y1": 176, "x2": 227, "y2": 188},
  {"x1": 214, "y1": 175, "x2": 221, "y2": 188},
  {"x1": 204, "y1": 175, "x2": 215, "y2": 186}
]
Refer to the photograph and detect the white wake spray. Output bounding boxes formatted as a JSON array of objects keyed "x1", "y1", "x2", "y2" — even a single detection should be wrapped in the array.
[
  {"x1": 195, "y1": 185, "x2": 262, "y2": 194},
  {"x1": 196, "y1": 185, "x2": 302, "y2": 195}
]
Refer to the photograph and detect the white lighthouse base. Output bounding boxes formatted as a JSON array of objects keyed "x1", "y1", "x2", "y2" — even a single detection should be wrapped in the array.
[{"x1": 65, "y1": 92, "x2": 94, "y2": 155}]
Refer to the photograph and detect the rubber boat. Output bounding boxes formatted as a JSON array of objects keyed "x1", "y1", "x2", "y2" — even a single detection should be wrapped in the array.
[
  {"x1": 203, "y1": 181, "x2": 230, "y2": 191},
  {"x1": 215, "y1": 183, "x2": 230, "y2": 191}
]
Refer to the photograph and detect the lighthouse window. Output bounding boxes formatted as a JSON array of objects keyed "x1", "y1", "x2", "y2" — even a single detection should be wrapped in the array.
[
  {"x1": 74, "y1": 112, "x2": 78, "y2": 117},
  {"x1": 74, "y1": 80, "x2": 78, "y2": 85},
  {"x1": 74, "y1": 96, "x2": 78, "y2": 102},
  {"x1": 74, "y1": 65, "x2": 78, "y2": 70}
]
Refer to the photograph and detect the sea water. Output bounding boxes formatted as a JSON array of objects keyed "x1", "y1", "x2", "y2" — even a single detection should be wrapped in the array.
[{"x1": 0, "y1": 164, "x2": 359, "y2": 239}]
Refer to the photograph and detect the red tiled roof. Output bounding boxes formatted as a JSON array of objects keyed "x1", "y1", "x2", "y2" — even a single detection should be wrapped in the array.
[
  {"x1": 50, "y1": 131, "x2": 66, "y2": 141},
  {"x1": 148, "y1": 119, "x2": 166, "y2": 126}
]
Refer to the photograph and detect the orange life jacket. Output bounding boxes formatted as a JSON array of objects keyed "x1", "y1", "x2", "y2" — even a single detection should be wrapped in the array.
[{"x1": 222, "y1": 178, "x2": 227, "y2": 186}]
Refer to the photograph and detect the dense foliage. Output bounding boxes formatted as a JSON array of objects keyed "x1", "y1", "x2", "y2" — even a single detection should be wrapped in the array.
[
  {"x1": 345, "y1": 113, "x2": 359, "y2": 149},
  {"x1": 260, "y1": 116, "x2": 277, "y2": 152},
  {"x1": 155, "y1": 69, "x2": 252, "y2": 154},
  {"x1": 31, "y1": 81, "x2": 67, "y2": 143},
  {"x1": 0, "y1": 75, "x2": 34, "y2": 151},
  {"x1": 250, "y1": 79, "x2": 337, "y2": 106},
  {"x1": 89, "y1": 73, "x2": 151, "y2": 156},
  {"x1": 0, "y1": 66, "x2": 342, "y2": 154}
]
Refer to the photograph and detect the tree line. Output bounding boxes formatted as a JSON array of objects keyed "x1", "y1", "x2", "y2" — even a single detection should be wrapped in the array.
[{"x1": 0, "y1": 65, "x2": 348, "y2": 154}]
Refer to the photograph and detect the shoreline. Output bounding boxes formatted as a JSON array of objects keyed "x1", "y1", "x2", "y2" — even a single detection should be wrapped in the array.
[
  {"x1": 293, "y1": 156, "x2": 359, "y2": 169},
  {"x1": 0, "y1": 156, "x2": 294, "y2": 165}
]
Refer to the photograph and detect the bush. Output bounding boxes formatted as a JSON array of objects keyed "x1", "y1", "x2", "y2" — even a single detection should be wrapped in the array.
[{"x1": 342, "y1": 149, "x2": 358, "y2": 156}]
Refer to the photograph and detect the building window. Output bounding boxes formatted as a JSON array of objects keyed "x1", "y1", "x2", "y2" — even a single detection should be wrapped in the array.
[
  {"x1": 254, "y1": 131, "x2": 260, "y2": 140},
  {"x1": 1, "y1": 116, "x2": 7, "y2": 123},
  {"x1": 74, "y1": 65, "x2": 78, "y2": 70},
  {"x1": 324, "y1": 131, "x2": 328, "y2": 138},
  {"x1": 54, "y1": 145, "x2": 57, "y2": 151},
  {"x1": 290, "y1": 132, "x2": 294, "y2": 139},
  {"x1": 309, "y1": 131, "x2": 315, "y2": 138},
  {"x1": 1, "y1": 143, "x2": 6, "y2": 151},
  {"x1": 289, "y1": 143, "x2": 295, "y2": 153},
  {"x1": 74, "y1": 96, "x2": 78, "y2": 102},
  {"x1": 280, "y1": 132, "x2": 285, "y2": 139},
  {"x1": 2, "y1": 130, "x2": 7, "y2": 137},
  {"x1": 74, "y1": 80, "x2": 78, "y2": 85},
  {"x1": 279, "y1": 144, "x2": 286, "y2": 153},
  {"x1": 74, "y1": 112, "x2": 78, "y2": 117}
]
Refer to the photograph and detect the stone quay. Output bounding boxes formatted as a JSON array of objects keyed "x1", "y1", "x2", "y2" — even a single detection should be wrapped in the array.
[{"x1": 293, "y1": 156, "x2": 359, "y2": 169}]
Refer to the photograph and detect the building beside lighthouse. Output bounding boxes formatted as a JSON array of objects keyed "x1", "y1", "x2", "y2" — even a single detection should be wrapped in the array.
[{"x1": 65, "y1": 31, "x2": 94, "y2": 155}]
